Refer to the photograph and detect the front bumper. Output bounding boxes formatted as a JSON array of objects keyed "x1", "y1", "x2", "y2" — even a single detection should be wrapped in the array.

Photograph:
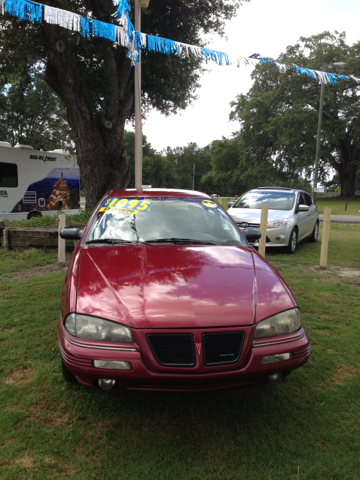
[
  {"x1": 238, "y1": 225, "x2": 291, "y2": 248},
  {"x1": 58, "y1": 316, "x2": 310, "y2": 392}
]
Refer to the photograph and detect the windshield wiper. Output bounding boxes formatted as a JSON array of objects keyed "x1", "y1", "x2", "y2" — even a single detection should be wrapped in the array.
[
  {"x1": 144, "y1": 238, "x2": 217, "y2": 245},
  {"x1": 86, "y1": 239, "x2": 138, "y2": 245}
]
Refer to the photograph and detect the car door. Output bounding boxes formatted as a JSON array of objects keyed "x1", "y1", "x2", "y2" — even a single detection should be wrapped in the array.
[
  {"x1": 296, "y1": 193, "x2": 310, "y2": 241},
  {"x1": 303, "y1": 192, "x2": 317, "y2": 236}
]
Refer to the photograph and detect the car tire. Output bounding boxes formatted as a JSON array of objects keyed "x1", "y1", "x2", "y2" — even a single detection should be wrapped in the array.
[
  {"x1": 308, "y1": 220, "x2": 319, "y2": 242},
  {"x1": 62, "y1": 360, "x2": 77, "y2": 383},
  {"x1": 27, "y1": 211, "x2": 42, "y2": 220},
  {"x1": 286, "y1": 228, "x2": 297, "y2": 254}
]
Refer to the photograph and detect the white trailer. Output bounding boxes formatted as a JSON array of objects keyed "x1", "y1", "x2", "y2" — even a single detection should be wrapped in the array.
[{"x1": 0, "y1": 142, "x2": 80, "y2": 222}]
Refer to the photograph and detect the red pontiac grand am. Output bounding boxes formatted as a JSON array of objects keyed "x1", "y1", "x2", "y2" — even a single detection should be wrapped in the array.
[{"x1": 59, "y1": 189, "x2": 310, "y2": 392}]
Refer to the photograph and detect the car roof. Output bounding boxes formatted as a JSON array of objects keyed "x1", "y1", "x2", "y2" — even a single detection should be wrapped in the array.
[
  {"x1": 106, "y1": 188, "x2": 210, "y2": 199},
  {"x1": 250, "y1": 187, "x2": 310, "y2": 195},
  {"x1": 255, "y1": 186, "x2": 295, "y2": 192}
]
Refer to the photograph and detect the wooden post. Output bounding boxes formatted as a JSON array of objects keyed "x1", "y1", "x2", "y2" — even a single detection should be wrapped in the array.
[
  {"x1": 58, "y1": 214, "x2": 66, "y2": 267},
  {"x1": 134, "y1": 0, "x2": 143, "y2": 191},
  {"x1": 258, "y1": 205, "x2": 269, "y2": 257},
  {"x1": 3, "y1": 228, "x2": 9, "y2": 251},
  {"x1": 320, "y1": 207, "x2": 331, "y2": 268}
]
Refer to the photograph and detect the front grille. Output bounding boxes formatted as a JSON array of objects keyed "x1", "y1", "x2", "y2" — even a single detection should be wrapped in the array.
[
  {"x1": 147, "y1": 334, "x2": 195, "y2": 367},
  {"x1": 236, "y1": 222, "x2": 260, "y2": 229},
  {"x1": 203, "y1": 332, "x2": 245, "y2": 366}
]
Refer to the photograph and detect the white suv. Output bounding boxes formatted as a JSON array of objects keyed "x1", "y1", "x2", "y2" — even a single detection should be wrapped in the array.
[{"x1": 227, "y1": 187, "x2": 319, "y2": 254}]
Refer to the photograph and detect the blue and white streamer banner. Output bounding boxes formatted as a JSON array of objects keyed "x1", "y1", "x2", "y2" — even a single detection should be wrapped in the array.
[
  {"x1": 92, "y1": 19, "x2": 115, "y2": 42},
  {"x1": 113, "y1": 0, "x2": 131, "y2": 20},
  {"x1": 4, "y1": 0, "x2": 42, "y2": 23},
  {"x1": 80, "y1": 16, "x2": 90, "y2": 38},
  {"x1": 44, "y1": 5, "x2": 80, "y2": 32},
  {"x1": 1, "y1": 0, "x2": 360, "y2": 84},
  {"x1": 112, "y1": 0, "x2": 137, "y2": 63}
]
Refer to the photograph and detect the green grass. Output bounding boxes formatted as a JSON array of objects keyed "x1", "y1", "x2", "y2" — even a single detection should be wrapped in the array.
[
  {"x1": 0, "y1": 225, "x2": 360, "y2": 479},
  {"x1": 4, "y1": 210, "x2": 93, "y2": 230},
  {"x1": 315, "y1": 197, "x2": 360, "y2": 215},
  {"x1": 0, "y1": 248, "x2": 59, "y2": 278}
]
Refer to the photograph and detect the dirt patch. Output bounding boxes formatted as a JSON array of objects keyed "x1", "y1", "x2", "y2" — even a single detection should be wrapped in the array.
[
  {"x1": 329, "y1": 364, "x2": 358, "y2": 387},
  {"x1": 4, "y1": 328, "x2": 16, "y2": 334},
  {"x1": 318, "y1": 364, "x2": 358, "y2": 391},
  {"x1": 43, "y1": 456, "x2": 58, "y2": 466},
  {"x1": 0, "y1": 262, "x2": 68, "y2": 284},
  {"x1": 337, "y1": 268, "x2": 360, "y2": 278},
  {"x1": 4, "y1": 367, "x2": 35, "y2": 385},
  {"x1": 15, "y1": 453, "x2": 35, "y2": 469},
  {"x1": 310, "y1": 265, "x2": 360, "y2": 279},
  {"x1": 28, "y1": 400, "x2": 75, "y2": 429},
  {"x1": 317, "y1": 330, "x2": 332, "y2": 336}
]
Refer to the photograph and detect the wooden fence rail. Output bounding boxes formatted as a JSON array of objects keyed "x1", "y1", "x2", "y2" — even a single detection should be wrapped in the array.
[{"x1": 2, "y1": 227, "x2": 75, "y2": 250}]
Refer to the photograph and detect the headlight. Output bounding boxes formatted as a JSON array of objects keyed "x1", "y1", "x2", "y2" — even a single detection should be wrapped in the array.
[
  {"x1": 267, "y1": 219, "x2": 288, "y2": 229},
  {"x1": 64, "y1": 314, "x2": 134, "y2": 342},
  {"x1": 254, "y1": 308, "x2": 301, "y2": 339}
]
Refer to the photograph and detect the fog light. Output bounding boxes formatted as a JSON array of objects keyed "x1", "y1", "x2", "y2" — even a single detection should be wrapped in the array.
[
  {"x1": 98, "y1": 378, "x2": 116, "y2": 390},
  {"x1": 94, "y1": 360, "x2": 131, "y2": 370},
  {"x1": 275, "y1": 236, "x2": 285, "y2": 243},
  {"x1": 267, "y1": 372, "x2": 283, "y2": 384},
  {"x1": 261, "y1": 353, "x2": 292, "y2": 365}
]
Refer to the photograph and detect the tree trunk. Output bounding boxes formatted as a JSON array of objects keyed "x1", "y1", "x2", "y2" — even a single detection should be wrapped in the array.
[
  {"x1": 340, "y1": 164, "x2": 357, "y2": 197},
  {"x1": 42, "y1": 23, "x2": 134, "y2": 211},
  {"x1": 334, "y1": 139, "x2": 359, "y2": 197}
]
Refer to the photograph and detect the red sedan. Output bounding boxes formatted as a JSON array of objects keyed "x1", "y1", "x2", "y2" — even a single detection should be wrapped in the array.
[{"x1": 59, "y1": 189, "x2": 310, "y2": 392}]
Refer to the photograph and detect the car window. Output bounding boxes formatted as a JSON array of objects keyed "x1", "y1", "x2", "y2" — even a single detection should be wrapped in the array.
[
  {"x1": 298, "y1": 193, "x2": 306, "y2": 205},
  {"x1": 233, "y1": 191, "x2": 295, "y2": 211},
  {"x1": 303, "y1": 193, "x2": 313, "y2": 206},
  {"x1": 85, "y1": 197, "x2": 246, "y2": 245}
]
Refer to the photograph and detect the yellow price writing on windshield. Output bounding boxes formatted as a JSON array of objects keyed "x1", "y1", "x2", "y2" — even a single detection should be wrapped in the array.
[{"x1": 99, "y1": 198, "x2": 152, "y2": 213}]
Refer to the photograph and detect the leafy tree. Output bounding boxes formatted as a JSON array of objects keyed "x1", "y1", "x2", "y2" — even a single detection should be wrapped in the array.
[
  {"x1": 230, "y1": 32, "x2": 360, "y2": 197},
  {"x1": 0, "y1": 73, "x2": 73, "y2": 150},
  {"x1": 0, "y1": 0, "x2": 245, "y2": 209},
  {"x1": 200, "y1": 136, "x2": 310, "y2": 196},
  {"x1": 163, "y1": 142, "x2": 212, "y2": 191},
  {"x1": 201, "y1": 137, "x2": 242, "y2": 195},
  {"x1": 124, "y1": 130, "x2": 179, "y2": 188}
]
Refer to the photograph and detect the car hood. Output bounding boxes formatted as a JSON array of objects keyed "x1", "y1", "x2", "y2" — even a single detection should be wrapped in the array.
[
  {"x1": 76, "y1": 245, "x2": 295, "y2": 329},
  {"x1": 228, "y1": 208, "x2": 290, "y2": 224}
]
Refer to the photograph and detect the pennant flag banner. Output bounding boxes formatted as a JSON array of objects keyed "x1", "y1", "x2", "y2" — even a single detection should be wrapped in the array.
[
  {"x1": 1, "y1": 0, "x2": 360, "y2": 84},
  {"x1": 4, "y1": 0, "x2": 42, "y2": 23}
]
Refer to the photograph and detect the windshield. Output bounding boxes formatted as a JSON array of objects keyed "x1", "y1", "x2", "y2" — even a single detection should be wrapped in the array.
[
  {"x1": 233, "y1": 191, "x2": 295, "y2": 211},
  {"x1": 85, "y1": 197, "x2": 246, "y2": 246}
]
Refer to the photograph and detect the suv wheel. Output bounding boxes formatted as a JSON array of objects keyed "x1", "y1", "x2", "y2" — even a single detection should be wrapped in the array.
[
  {"x1": 309, "y1": 221, "x2": 319, "y2": 242},
  {"x1": 286, "y1": 228, "x2": 297, "y2": 254}
]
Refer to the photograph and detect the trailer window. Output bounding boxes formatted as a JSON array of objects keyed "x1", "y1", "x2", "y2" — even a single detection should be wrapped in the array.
[{"x1": 0, "y1": 163, "x2": 18, "y2": 188}]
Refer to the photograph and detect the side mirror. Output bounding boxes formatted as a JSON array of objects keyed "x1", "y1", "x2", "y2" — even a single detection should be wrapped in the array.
[
  {"x1": 227, "y1": 201, "x2": 235, "y2": 208},
  {"x1": 242, "y1": 227, "x2": 262, "y2": 242},
  {"x1": 60, "y1": 226, "x2": 84, "y2": 240},
  {"x1": 298, "y1": 204, "x2": 309, "y2": 212}
]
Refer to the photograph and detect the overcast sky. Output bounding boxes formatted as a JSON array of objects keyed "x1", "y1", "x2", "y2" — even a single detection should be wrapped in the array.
[{"x1": 131, "y1": 0, "x2": 360, "y2": 153}]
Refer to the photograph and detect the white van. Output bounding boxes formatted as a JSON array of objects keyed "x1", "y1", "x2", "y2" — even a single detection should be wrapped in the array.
[{"x1": 0, "y1": 142, "x2": 80, "y2": 222}]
